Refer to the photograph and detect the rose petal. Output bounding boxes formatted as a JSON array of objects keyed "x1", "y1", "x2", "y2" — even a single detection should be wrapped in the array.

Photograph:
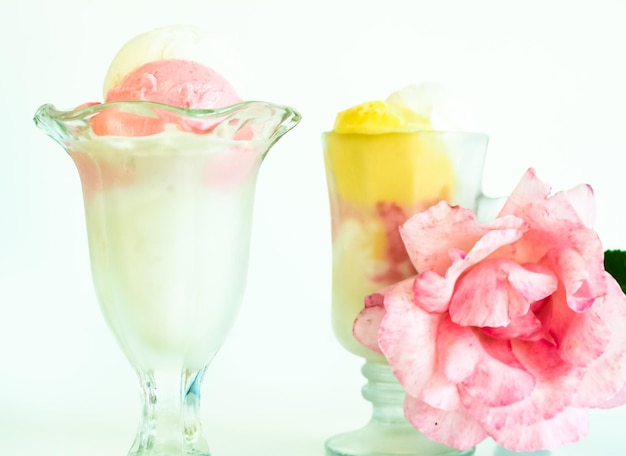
[
  {"x1": 507, "y1": 190, "x2": 605, "y2": 300},
  {"x1": 460, "y1": 339, "x2": 582, "y2": 431},
  {"x1": 573, "y1": 275, "x2": 626, "y2": 407},
  {"x1": 597, "y1": 382, "x2": 626, "y2": 409},
  {"x1": 501, "y1": 197, "x2": 595, "y2": 267},
  {"x1": 489, "y1": 407, "x2": 589, "y2": 452},
  {"x1": 506, "y1": 262, "x2": 559, "y2": 303},
  {"x1": 400, "y1": 202, "x2": 484, "y2": 275},
  {"x1": 411, "y1": 270, "x2": 453, "y2": 313},
  {"x1": 416, "y1": 318, "x2": 479, "y2": 412},
  {"x1": 412, "y1": 219, "x2": 527, "y2": 314},
  {"x1": 376, "y1": 279, "x2": 445, "y2": 398},
  {"x1": 459, "y1": 337, "x2": 536, "y2": 412},
  {"x1": 558, "y1": 302, "x2": 609, "y2": 366},
  {"x1": 560, "y1": 183, "x2": 595, "y2": 228},
  {"x1": 404, "y1": 396, "x2": 488, "y2": 450},
  {"x1": 353, "y1": 300, "x2": 386, "y2": 354},
  {"x1": 548, "y1": 247, "x2": 605, "y2": 312},
  {"x1": 481, "y1": 310, "x2": 544, "y2": 341},
  {"x1": 498, "y1": 168, "x2": 551, "y2": 217},
  {"x1": 449, "y1": 259, "x2": 556, "y2": 328},
  {"x1": 450, "y1": 260, "x2": 525, "y2": 327},
  {"x1": 439, "y1": 318, "x2": 482, "y2": 384},
  {"x1": 468, "y1": 215, "x2": 528, "y2": 260}
]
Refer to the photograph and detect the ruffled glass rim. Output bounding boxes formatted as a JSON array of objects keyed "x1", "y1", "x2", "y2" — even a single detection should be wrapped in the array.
[{"x1": 34, "y1": 100, "x2": 302, "y2": 146}]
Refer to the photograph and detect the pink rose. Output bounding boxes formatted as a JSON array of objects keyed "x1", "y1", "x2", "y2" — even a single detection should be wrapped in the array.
[{"x1": 354, "y1": 168, "x2": 626, "y2": 452}]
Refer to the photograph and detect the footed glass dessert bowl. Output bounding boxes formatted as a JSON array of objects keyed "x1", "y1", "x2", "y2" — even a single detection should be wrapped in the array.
[
  {"x1": 35, "y1": 100, "x2": 300, "y2": 455},
  {"x1": 323, "y1": 130, "x2": 497, "y2": 456}
]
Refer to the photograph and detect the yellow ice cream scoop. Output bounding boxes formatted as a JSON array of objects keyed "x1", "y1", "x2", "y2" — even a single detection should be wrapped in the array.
[
  {"x1": 325, "y1": 99, "x2": 457, "y2": 206},
  {"x1": 333, "y1": 100, "x2": 432, "y2": 134}
]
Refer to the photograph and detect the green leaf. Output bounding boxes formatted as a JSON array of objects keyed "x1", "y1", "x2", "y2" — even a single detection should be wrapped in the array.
[{"x1": 604, "y1": 249, "x2": 626, "y2": 293}]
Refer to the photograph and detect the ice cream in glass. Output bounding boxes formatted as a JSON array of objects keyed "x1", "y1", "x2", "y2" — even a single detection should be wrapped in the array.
[
  {"x1": 34, "y1": 25, "x2": 300, "y2": 456},
  {"x1": 323, "y1": 84, "x2": 491, "y2": 456}
]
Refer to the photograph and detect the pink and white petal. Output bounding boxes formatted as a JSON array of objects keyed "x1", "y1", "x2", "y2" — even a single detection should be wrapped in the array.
[
  {"x1": 565, "y1": 184, "x2": 596, "y2": 228},
  {"x1": 376, "y1": 279, "x2": 444, "y2": 397},
  {"x1": 506, "y1": 262, "x2": 558, "y2": 303},
  {"x1": 542, "y1": 188, "x2": 592, "y2": 226},
  {"x1": 573, "y1": 275, "x2": 626, "y2": 408},
  {"x1": 416, "y1": 371, "x2": 463, "y2": 412},
  {"x1": 547, "y1": 286, "x2": 575, "y2": 341},
  {"x1": 544, "y1": 283, "x2": 611, "y2": 387},
  {"x1": 459, "y1": 337, "x2": 536, "y2": 412},
  {"x1": 461, "y1": 339, "x2": 582, "y2": 431},
  {"x1": 499, "y1": 223, "x2": 555, "y2": 265},
  {"x1": 533, "y1": 196, "x2": 605, "y2": 271},
  {"x1": 498, "y1": 168, "x2": 552, "y2": 217},
  {"x1": 560, "y1": 183, "x2": 596, "y2": 228},
  {"x1": 489, "y1": 407, "x2": 589, "y2": 452},
  {"x1": 558, "y1": 307, "x2": 609, "y2": 366},
  {"x1": 464, "y1": 215, "x2": 528, "y2": 264},
  {"x1": 414, "y1": 318, "x2": 481, "y2": 412},
  {"x1": 515, "y1": 193, "x2": 604, "y2": 274},
  {"x1": 515, "y1": 180, "x2": 586, "y2": 232},
  {"x1": 448, "y1": 261, "x2": 507, "y2": 327},
  {"x1": 548, "y1": 247, "x2": 598, "y2": 312},
  {"x1": 449, "y1": 259, "x2": 542, "y2": 327},
  {"x1": 441, "y1": 215, "x2": 527, "y2": 279},
  {"x1": 400, "y1": 202, "x2": 484, "y2": 276},
  {"x1": 481, "y1": 311, "x2": 544, "y2": 341},
  {"x1": 353, "y1": 304, "x2": 386, "y2": 354},
  {"x1": 379, "y1": 282, "x2": 467, "y2": 411},
  {"x1": 567, "y1": 293, "x2": 601, "y2": 314},
  {"x1": 404, "y1": 395, "x2": 488, "y2": 450},
  {"x1": 364, "y1": 292, "x2": 385, "y2": 308},
  {"x1": 412, "y1": 270, "x2": 455, "y2": 313},
  {"x1": 597, "y1": 382, "x2": 626, "y2": 409},
  {"x1": 505, "y1": 192, "x2": 596, "y2": 266},
  {"x1": 447, "y1": 248, "x2": 467, "y2": 265},
  {"x1": 568, "y1": 262, "x2": 608, "y2": 313},
  {"x1": 439, "y1": 318, "x2": 482, "y2": 384},
  {"x1": 567, "y1": 223, "x2": 605, "y2": 268},
  {"x1": 411, "y1": 219, "x2": 527, "y2": 315}
]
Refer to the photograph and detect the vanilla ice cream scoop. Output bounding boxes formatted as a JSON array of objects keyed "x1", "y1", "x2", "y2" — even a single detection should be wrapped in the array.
[
  {"x1": 102, "y1": 25, "x2": 234, "y2": 99},
  {"x1": 386, "y1": 82, "x2": 476, "y2": 132}
]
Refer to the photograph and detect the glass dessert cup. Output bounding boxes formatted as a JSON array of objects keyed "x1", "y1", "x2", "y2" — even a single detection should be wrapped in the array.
[
  {"x1": 34, "y1": 100, "x2": 300, "y2": 456},
  {"x1": 323, "y1": 131, "x2": 496, "y2": 456}
]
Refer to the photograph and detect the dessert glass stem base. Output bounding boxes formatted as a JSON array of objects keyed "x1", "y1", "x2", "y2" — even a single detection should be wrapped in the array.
[
  {"x1": 127, "y1": 367, "x2": 211, "y2": 456},
  {"x1": 325, "y1": 361, "x2": 475, "y2": 456}
]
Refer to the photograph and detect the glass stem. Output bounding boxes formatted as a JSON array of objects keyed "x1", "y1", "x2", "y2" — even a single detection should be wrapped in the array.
[
  {"x1": 361, "y1": 361, "x2": 408, "y2": 425},
  {"x1": 128, "y1": 367, "x2": 210, "y2": 456}
]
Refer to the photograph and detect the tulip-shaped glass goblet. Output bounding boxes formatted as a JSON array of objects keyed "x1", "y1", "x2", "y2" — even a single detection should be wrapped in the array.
[{"x1": 34, "y1": 100, "x2": 300, "y2": 456}]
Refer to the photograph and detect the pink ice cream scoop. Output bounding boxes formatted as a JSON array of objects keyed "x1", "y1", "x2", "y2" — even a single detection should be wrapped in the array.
[
  {"x1": 91, "y1": 58, "x2": 242, "y2": 136},
  {"x1": 106, "y1": 58, "x2": 241, "y2": 108}
]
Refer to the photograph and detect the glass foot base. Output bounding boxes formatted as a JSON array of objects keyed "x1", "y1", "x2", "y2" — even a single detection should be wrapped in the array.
[
  {"x1": 127, "y1": 447, "x2": 210, "y2": 456},
  {"x1": 325, "y1": 420, "x2": 475, "y2": 456},
  {"x1": 325, "y1": 362, "x2": 475, "y2": 456}
]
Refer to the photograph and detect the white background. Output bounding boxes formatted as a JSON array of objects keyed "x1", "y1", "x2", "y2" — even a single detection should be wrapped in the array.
[{"x1": 1, "y1": 0, "x2": 626, "y2": 455}]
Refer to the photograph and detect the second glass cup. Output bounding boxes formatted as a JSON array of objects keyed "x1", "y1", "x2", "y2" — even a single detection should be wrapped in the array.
[{"x1": 323, "y1": 130, "x2": 495, "y2": 456}]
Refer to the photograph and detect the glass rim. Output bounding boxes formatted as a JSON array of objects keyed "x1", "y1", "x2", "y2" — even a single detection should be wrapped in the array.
[
  {"x1": 36, "y1": 99, "x2": 301, "y2": 122},
  {"x1": 323, "y1": 129, "x2": 489, "y2": 140}
]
